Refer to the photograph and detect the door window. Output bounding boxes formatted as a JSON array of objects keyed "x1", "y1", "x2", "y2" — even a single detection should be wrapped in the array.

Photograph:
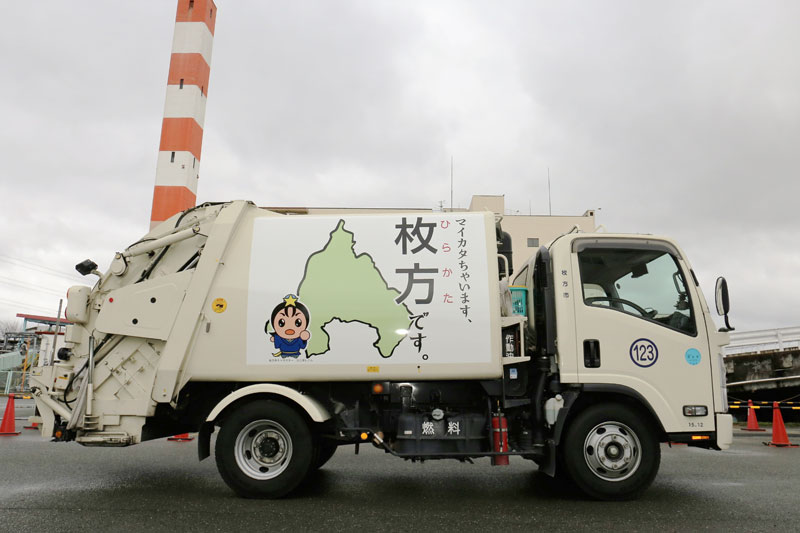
[{"x1": 578, "y1": 248, "x2": 696, "y2": 336}]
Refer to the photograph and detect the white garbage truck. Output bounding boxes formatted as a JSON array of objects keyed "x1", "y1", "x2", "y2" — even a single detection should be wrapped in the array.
[{"x1": 30, "y1": 200, "x2": 734, "y2": 500}]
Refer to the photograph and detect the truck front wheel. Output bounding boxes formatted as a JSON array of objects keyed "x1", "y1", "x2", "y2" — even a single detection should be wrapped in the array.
[
  {"x1": 215, "y1": 400, "x2": 313, "y2": 498},
  {"x1": 562, "y1": 403, "x2": 660, "y2": 500}
]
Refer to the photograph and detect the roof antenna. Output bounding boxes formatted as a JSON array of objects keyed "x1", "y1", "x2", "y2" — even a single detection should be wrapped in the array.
[
  {"x1": 450, "y1": 156, "x2": 454, "y2": 211},
  {"x1": 548, "y1": 167, "x2": 552, "y2": 216}
]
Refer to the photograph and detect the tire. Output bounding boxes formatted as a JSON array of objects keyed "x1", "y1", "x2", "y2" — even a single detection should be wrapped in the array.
[
  {"x1": 562, "y1": 403, "x2": 660, "y2": 500},
  {"x1": 312, "y1": 441, "x2": 338, "y2": 470},
  {"x1": 215, "y1": 400, "x2": 313, "y2": 498}
]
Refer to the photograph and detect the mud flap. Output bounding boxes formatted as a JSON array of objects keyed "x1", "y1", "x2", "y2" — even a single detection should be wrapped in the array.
[
  {"x1": 541, "y1": 439, "x2": 557, "y2": 476},
  {"x1": 197, "y1": 422, "x2": 214, "y2": 461}
]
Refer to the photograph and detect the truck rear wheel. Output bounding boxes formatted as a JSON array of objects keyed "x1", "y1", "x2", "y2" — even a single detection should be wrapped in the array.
[
  {"x1": 215, "y1": 400, "x2": 313, "y2": 498},
  {"x1": 562, "y1": 403, "x2": 660, "y2": 500}
]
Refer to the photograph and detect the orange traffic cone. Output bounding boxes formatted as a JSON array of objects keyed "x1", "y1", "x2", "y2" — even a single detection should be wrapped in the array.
[
  {"x1": 0, "y1": 394, "x2": 21, "y2": 436},
  {"x1": 742, "y1": 399, "x2": 766, "y2": 432},
  {"x1": 168, "y1": 433, "x2": 194, "y2": 442},
  {"x1": 25, "y1": 408, "x2": 40, "y2": 429},
  {"x1": 763, "y1": 402, "x2": 798, "y2": 448}
]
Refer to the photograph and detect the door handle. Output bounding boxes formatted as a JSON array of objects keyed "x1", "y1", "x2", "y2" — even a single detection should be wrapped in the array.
[{"x1": 584, "y1": 339, "x2": 601, "y2": 368}]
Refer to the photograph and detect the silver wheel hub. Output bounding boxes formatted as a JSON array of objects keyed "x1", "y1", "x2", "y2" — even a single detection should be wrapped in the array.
[
  {"x1": 583, "y1": 421, "x2": 641, "y2": 482},
  {"x1": 235, "y1": 420, "x2": 293, "y2": 480}
]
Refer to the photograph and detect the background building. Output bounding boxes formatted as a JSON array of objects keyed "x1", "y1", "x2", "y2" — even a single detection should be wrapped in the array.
[{"x1": 466, "y1": 195, "x2": 596, "y2": 274}]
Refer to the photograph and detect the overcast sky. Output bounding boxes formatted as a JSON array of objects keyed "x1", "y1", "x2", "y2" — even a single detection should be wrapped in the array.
[{"x1": 1, "y1": 1, "x2": 798, "y2": 332}]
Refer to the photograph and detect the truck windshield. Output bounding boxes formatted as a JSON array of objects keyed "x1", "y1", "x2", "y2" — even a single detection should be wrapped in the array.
[{"x1": 578, "y1": 248, "x2": 696, "y2": 336}]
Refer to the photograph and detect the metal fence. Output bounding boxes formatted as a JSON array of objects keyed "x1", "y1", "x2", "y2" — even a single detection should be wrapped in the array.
[
  {"x1": 724, "y1": 326, "x2": 800, "y2": 356},
  {"x1": 0, "y1": 371, "x2": 31, "y2": 395}
]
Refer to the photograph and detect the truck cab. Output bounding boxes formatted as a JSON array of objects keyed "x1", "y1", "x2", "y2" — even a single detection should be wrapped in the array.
[{"x1": 513, "y1": 232, "x2": 732, "y2": 496}]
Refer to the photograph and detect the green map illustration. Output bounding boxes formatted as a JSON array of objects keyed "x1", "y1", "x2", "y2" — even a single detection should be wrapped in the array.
[{"x1": 298, "y1": 220, "x2": 412, "y2": 358}]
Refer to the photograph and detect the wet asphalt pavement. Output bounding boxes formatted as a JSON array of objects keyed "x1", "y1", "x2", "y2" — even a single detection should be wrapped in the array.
[{"x1": 2, "y1": 397, "x2": 799, "y2": 532}]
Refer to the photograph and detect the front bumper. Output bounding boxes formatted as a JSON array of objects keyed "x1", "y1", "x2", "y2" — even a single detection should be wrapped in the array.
[
  {"x1": 664, "y1": 413, "x2": 734, "y2": 450},
  {"x1": 715, "y1": 413, "x2": 733, "y2": 450}
]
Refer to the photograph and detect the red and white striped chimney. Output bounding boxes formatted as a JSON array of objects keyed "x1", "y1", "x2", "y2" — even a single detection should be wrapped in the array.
[{"x1": 150, "y1": 0, "x2": 217, "y2": 229}]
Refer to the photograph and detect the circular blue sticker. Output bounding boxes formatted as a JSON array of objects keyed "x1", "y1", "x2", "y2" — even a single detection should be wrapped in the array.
[
  {"x1": 685, "y1": 348, "x2": 702, "y2": 366},
  {"x1": 630, "y1": 338, "x2": 658, "y2": 368}
]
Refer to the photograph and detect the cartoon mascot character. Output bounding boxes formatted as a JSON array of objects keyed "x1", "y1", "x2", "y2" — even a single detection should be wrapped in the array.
[{"x1": 265, "y1": 294, "x2": 311, "y2": 358}]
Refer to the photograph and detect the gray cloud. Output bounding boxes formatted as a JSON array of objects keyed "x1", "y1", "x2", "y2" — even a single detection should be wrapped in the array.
[{"x1": 1, "y1": 1, "x2": 797, "y2": 332}]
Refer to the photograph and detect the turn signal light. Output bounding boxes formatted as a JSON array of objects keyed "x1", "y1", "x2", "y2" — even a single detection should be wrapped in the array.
[
  {"x1": 360, "y1": 432, "x2": 369, "y2": 441},
  {"x1": 372, "y1": 383, "x2": 384, "y2": 394},
  {"x1": 691, "y1": 435, "x2": 710, "y2": 441}
]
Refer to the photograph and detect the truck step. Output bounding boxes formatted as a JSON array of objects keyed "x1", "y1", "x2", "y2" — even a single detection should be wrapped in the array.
[
  {"x1": 82, "y1": 415, "x2": 100, "y2": 431},
  {"x1": 76, "y1": 433, "x2": 133, "y2": 446}
]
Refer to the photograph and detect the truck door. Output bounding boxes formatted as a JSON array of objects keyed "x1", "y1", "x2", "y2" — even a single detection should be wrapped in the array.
[{"x1": 570, "y1": 239, "x2": 714, "y2": 434}]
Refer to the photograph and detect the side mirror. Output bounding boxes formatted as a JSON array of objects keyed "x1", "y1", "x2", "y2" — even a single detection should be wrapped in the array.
[
  {"x1": 714, "y1": 277, "x2": 729, "y2": 316},
  {"x1": 714, "y1": 277, "x2": 734, "y2": 331}
]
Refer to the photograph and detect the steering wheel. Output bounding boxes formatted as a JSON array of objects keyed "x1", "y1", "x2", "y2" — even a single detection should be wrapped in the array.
[{"x1": 585, "y1": 296, "x2": 651, "y2": 317}]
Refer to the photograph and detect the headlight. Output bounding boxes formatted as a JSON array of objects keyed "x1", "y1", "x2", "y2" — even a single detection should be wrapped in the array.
[{"x1": 683, "y1": 405, "x2": 709, "y2": 417}]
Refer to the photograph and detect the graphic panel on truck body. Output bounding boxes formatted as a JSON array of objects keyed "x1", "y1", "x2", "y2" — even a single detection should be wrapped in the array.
[{"x1": 246, "y1": 213, "x2": 494, "y2": 367}]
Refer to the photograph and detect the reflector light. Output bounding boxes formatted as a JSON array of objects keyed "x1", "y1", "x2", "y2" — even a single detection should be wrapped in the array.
[
  {"x1": 372, "y1": 383, "x2": 384, "y2": 394},
  {"x1": 360, "y1": 432, "x2": 369, "y2": 441}
]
